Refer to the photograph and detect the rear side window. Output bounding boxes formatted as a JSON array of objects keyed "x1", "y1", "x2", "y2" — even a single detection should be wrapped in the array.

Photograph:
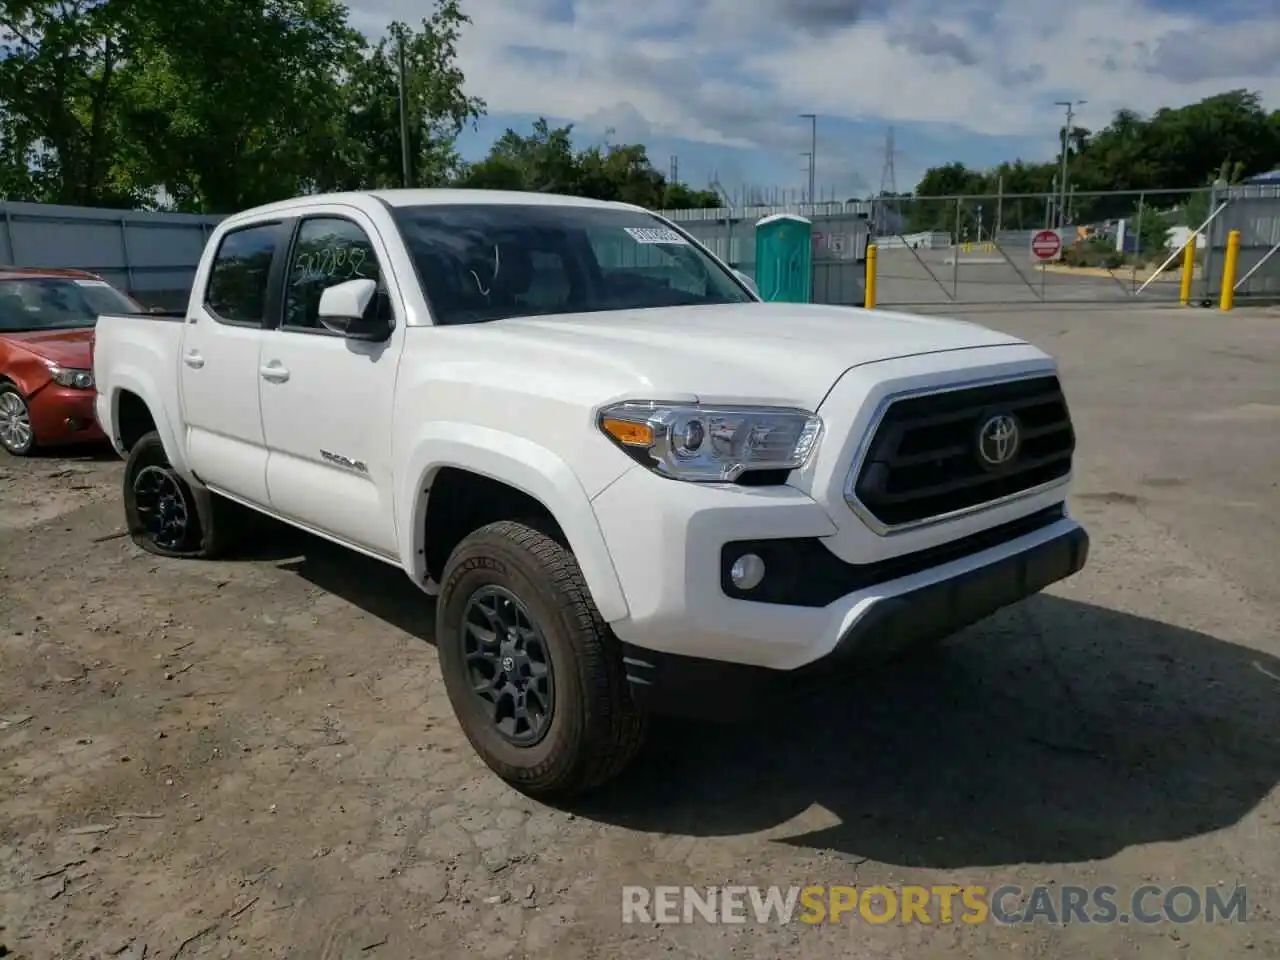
[{"x1": 205, "y1": 223, "x2": 283, "y2": 325}]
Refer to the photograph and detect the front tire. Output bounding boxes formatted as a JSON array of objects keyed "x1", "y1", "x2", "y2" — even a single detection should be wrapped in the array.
[
  {"x1": 436, "y1": 520, "x2": 647, "y2": 801},
  {"x1": 0, "y1": 383, "x2": 35, "y2": 456},
  {"x1": 122, "y1": 431, "x2": 228, "y2": 559}
]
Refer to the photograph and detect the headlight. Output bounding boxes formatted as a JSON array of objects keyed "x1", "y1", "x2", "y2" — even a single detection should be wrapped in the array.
[
  {"x1": 49, "y1": 365, "x2": 94, "y2": 389},
  {"x1": 598, "y1": 401, "x2": 822, "y2": 482}
]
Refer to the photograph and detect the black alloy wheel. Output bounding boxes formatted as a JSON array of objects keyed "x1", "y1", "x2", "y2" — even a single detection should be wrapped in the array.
[
  {"x1": 131, "y1": 463, "x2": 194, "y2": 552},
  {"x1": 460, "y1": 584, "x2": 556, "y2": 746}
]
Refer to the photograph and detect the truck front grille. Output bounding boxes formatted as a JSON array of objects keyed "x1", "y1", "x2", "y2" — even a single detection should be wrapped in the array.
[{"x1": 849, "y1": 375, "x2": 1074, "y2": 529}]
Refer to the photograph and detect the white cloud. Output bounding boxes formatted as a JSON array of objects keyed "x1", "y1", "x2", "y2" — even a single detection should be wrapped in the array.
[{"x1": 350, "y1": 0, "x2": 1280, "y2": 147}]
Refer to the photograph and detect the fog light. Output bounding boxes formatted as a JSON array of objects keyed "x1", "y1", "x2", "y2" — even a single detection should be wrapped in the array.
[{"x1": 729, "y1": 552, "x2": 766, "y2": 590}]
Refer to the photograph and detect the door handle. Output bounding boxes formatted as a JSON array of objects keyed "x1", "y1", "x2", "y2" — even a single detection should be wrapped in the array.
[
  {"x1": 183, "y1": 350, "x2": 204, "y2": 369},
  {"x1": 259, "y1": 362, "x2": 290, "y2": 383}
]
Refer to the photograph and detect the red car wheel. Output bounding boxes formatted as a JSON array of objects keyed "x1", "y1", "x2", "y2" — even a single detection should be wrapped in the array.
[{"x1": 0, "y1": 383, "x2": 35, "y2": 455}]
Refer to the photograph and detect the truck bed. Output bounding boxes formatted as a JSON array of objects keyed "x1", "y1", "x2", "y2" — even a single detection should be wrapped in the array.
[{"x1": 92, "y1": 311, "x2": 188, "y2": 458}]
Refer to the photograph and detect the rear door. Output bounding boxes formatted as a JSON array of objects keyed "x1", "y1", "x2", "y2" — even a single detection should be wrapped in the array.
[
  {"x1": 256, "y1": 208, "x2": 405, "y2": 557},
  {"x1": 179, "y1": 220, "x2": 291, "y2": 506}
]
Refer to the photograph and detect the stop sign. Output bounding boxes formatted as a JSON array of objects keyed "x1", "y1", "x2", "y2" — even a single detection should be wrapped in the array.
[{"x1": 1030, "y1": 229, "x2": 1062, "y2": 261}]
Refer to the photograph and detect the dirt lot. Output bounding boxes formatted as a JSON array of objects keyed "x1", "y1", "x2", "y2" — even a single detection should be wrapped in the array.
[{"x1": 2, "y1": 304, "x2": 1279, "y2": 959}]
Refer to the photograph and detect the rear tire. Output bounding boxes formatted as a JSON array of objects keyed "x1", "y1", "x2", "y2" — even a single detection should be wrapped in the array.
[
  {"x1": 0, "y1": 383, "x2": 35, "y2": 456},
  {"x1": 436, "y1": 520, "x2": 647, "y2": 801},
  {"x1": 122, "y1": 431, "x2": 231, "y2": 559}
]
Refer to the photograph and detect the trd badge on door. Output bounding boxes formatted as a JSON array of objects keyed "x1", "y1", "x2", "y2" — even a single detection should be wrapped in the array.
[{"x1": 320, "y1": 450, "x2": 369, "y2": 473}]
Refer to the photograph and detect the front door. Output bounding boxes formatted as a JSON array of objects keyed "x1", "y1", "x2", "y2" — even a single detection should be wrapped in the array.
[
  {"x1": 257, "y1": 211, "x2": 404, "y2": 557},
  {"x1": 179, "y1": 220, "x2": 290, "y2": 506}
]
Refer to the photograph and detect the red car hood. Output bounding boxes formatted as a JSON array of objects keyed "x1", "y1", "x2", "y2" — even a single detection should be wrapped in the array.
[{"x1": 1, "y1": 328, "x2": 94, "y2": 368}]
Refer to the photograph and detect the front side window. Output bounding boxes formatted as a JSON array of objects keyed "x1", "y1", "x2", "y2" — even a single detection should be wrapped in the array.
[
  {"x1": 205, "y1": 223, "x2": 281, "y2": 325},
  {"x1": 283, "y1": 217, "x2": 383, "y2": 330},
  {"x1": 391, "y1": 204, "x2": 753, "y2": 326},
  {"x1": 0, "y1": 277, "x2": 139, "y2": 332}
]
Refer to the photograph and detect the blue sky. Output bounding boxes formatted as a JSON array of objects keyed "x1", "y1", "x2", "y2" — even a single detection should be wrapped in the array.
[{"x1": 349, "y1": 0, "x2": 1280, "y2": 198}]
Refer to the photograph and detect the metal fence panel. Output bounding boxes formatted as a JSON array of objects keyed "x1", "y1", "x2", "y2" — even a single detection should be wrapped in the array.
[
  {"x1": 1206, "y1": 184, "x2": 1280, "y2": 301},
  {"x1": 0, "y1": 201, "x2": 223, "y2": 308},
  {"x1": 664, "y1": 205, "x2": 871, "y2": 306}
]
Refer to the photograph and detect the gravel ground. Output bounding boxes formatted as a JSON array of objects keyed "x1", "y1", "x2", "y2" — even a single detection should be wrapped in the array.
[{"x1": 1, "y1": 304, "x2": 1278, "y2": 959}]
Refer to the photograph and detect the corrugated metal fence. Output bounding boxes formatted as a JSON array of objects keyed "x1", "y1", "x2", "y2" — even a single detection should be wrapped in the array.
[
  {"x1": 1205, "y1": 183, "x2": 1280, "y2": 301},
  {"x1": 0, "y1": 201, "x2": 223, "y2": 309},
  {"x1": 663, "y1": 201, "x2": 872, "y2": 306}
]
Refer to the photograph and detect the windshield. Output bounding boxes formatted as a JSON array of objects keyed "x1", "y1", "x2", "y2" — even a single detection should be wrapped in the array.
[
  {"x1": 391, "y1": 204, "x2": 753, "y2": 325},
  {"x1": 0, "y1": 277, "x2": 140, "y2": 332}
]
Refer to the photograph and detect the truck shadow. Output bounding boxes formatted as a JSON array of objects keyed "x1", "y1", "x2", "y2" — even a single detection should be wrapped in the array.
[
  {"x1": 233, "y1": 521, "x2": 441, "y2": 633},
  {"x1": 576, "y1": 594, "x2": 1280, "y2": 869},
  {"x1": 257, "y1": 531, "x2": 1280, "y2": 870}
]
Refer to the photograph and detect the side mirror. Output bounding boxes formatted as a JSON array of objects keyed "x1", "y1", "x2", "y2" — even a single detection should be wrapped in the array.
[
  {"x1": 318, "y1": 278, "x2": 390, "y2": 341},
  {"x1": 733, "y1": 269, "x2": 760, "y2": 298}
]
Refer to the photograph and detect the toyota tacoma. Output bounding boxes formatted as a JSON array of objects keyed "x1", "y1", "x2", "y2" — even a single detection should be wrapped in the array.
[{"x1": 91, "y1": 189, "x2": 1088, "y2": 799}]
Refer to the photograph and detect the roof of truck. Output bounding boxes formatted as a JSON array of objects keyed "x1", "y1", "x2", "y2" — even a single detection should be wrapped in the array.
[
  {"x1": 222, "y1": 189, "x2": 647, "y2": 226},
  {"x1": 372, "y1": 189, "x2": 642, "y2": 210}
]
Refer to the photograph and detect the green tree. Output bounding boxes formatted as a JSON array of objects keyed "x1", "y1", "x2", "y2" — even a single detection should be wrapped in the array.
[
  {"x1": 113, "y1": 0, "x2": 365, "y2": 210},
  {"x1": 906, "y1": 90, "x2": 1280, "y2": 234},
  {"x1": 661, "y1": 182, "x2": 720, "y2": 209},
  {"x1": 457, "y1": 117, "x2": 718, "y2": 209},
  {"x1": 461, "y1": 118, "x2": 581, "y2": 193},
  {"x1": 317, "y1": 5, "x2": 485, "y2": 193},
  {"x1": 0, "y1": 0, "x2": 484, "y2": 211},
  {"x1": 0, "y1": 0, "x2": 141, "y2": 205}
]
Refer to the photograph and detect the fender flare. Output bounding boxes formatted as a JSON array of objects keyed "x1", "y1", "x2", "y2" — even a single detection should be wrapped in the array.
[
  {"x1": 397, "y1": 422, "x2": 629, "y2": 623},
  {"x1": 107, "y1": 367, "x2": 191, "y2": 478}
]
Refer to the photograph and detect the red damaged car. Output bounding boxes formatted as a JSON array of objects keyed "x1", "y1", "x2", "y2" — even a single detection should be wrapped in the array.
[{"x1": 0, "y1": 267, "x2": 143, "y2": 456}]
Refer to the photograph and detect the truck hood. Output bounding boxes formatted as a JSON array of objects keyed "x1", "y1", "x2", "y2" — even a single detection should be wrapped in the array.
[
  {"x1": 494, "y1": 302, "x2": 1024, "y2": 409},
  {"x1": 0, "y1": 328, "x2": 94, "y2": 368}
]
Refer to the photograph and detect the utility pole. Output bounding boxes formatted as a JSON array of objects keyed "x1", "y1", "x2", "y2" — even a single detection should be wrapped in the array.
[
  {"x1": 397, "y1": 32, "x2": 412, "y2": 189},
  {"x1": 995, "y1": 174, "x2": 1004, "y2": 237},
  {"x1": 799, "y1": 113, "x2": 816, "y2": 203},
  {"x1": 1053, "y1": 99, "x2": 1084, "y2": 228}
]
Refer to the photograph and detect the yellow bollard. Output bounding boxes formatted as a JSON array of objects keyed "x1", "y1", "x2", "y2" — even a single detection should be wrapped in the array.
[
  {"x1": 864, "y1": 244, "x2": 877, "y2": 309},
  {"x1": 1178, "y1": 239, "x2": 1196, "y2": 306},
  {"x1": 1219, "y1": 229, "x2": 1241, "y2": 311}
]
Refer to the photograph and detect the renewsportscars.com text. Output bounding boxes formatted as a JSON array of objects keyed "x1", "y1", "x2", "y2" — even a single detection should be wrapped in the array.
[{"x1": 621, "y1": 884, "x2": 1247, "y2": 926}]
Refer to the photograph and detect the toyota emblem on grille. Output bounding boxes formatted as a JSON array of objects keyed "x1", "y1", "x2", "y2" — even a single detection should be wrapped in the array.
[{"x1": 977, "y1": 414, "x2": 1020, "y2": 466}]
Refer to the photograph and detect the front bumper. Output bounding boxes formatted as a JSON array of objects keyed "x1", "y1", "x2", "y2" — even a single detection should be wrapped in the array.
[
  {"x1": 593, "y1": 461, "x2": 1079, "y2": 670},
  {"x1": 591, "y1": 460, "x2": 1088, "y2": 720},
  {"x1": 28, "y1": 383, "x2": 105, "y2": 446},
  {"x1": 621, "y1": 518, "x2": 1088, "y2": 721}
]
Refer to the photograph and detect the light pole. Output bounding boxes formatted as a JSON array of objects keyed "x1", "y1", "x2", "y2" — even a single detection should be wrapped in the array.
[
  {"x1": 799, "y1": 113, "x2": 816, "y2": 204},
  {"x1": 1053, "y1": 99, "x2": 1084, "y2": 229},
  {"x1": 397, "y1": 32, "x2": 412, "y2": 188}
]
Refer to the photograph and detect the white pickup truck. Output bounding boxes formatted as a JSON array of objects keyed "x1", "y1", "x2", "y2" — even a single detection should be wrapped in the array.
[{"x1": 92, "y1": 189, "x2": 1088, "y2": 799}]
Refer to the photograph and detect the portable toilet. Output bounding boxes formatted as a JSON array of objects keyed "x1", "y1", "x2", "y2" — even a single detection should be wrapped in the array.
[{"x1": 753, "y1": 214, "x2": 812, "y2": 303}]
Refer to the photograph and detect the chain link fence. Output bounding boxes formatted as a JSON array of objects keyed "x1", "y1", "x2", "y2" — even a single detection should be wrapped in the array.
[{"x1": 862, "y1": 188, "x2": 1220, "y2": 307}]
